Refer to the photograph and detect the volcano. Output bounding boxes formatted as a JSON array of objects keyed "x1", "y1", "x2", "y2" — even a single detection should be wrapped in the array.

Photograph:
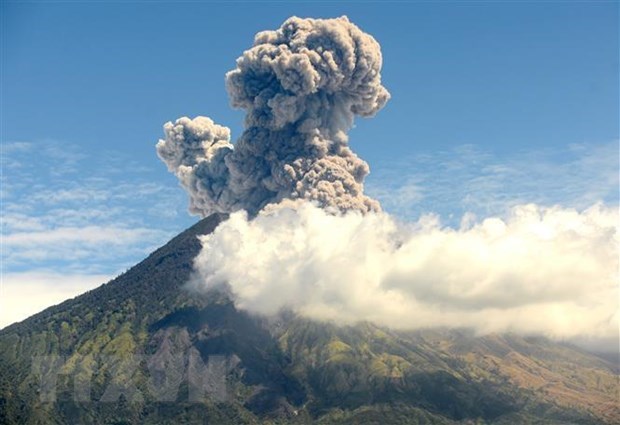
[{"x1": 0, "y1": 214, "x2": 617, "y2": 424}]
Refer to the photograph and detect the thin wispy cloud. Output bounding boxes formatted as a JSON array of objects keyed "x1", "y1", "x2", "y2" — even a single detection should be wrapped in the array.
[
  {"x1": 367, "y1": 140, "x2": 619, "y2": 223},
  {"x1": 0, "y1": 271, "x2": 112, "y2": 328},
  {"x1": 5, "y1": 224, "x2": 165, "y2": 257},
  {"x1": 1, "y1": 139, "x2": 192, "y2": 327}
]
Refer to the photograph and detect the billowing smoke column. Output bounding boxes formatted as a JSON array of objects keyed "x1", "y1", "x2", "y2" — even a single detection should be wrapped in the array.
[{"x1": 157, "y1": 16, "x2": 390, "y2": 216}]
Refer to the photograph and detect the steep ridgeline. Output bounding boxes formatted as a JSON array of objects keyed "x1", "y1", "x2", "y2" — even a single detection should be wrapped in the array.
[{"x1": 0, "y1": 214, "x2": 617, "y2": 424}]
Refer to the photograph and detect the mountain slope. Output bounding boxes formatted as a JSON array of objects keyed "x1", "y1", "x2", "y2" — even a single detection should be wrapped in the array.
[{"x1": 0, "y1": 214, "x2": 617, "y2": 424}]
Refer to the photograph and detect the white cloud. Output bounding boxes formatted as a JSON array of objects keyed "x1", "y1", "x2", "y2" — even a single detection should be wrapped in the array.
[
  {"x1": 1, "y1": 139, "x2": 191, "y2": 281},
  {"x1": 0, "y1": 139, "x2": 196, "y2": 324},
  {"x1": 0, "y1": 271, "x2": 111, "y2": 329},
  {"x1": 1, "y1": 141, "x2": 32, "y2": 154},
  {"x1": 5, "y1": 225, "x2": 162, "y2": 247},
  {"x1": 0, "y1": 213, "x2": 46, "y2": 232},
  {"x1": 3, "y1": 223, "x2": 169, "y2": 268},
  {"x1": 192, "y1": 201, "x2": 619, "y2": 343},
  {"x1": 367, "y1": 140, "x2": 619, "y2": 221},
  {"x1": 29, "y1": 188, "x2": 111, "y2": 204}
]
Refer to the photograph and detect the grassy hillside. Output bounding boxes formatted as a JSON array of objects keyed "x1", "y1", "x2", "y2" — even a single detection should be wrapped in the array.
[{"x1": 0, "y1": 214, "x2": 617, "y2": 424}]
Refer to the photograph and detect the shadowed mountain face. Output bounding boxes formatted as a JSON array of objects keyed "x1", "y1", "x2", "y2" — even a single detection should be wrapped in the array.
[{"x1": 0, "y1": 215, "x2": 617, "y2": 424}]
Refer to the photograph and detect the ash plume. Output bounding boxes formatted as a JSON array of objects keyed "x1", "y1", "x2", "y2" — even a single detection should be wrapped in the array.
[{"x1": 157, "y1": 16, "x2": 390, "y2": 216}]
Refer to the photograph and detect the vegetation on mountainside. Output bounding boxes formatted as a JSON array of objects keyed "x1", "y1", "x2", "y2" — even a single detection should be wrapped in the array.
[{"x1": 0, "y1": 214, "x2": 617, "y2": 424}]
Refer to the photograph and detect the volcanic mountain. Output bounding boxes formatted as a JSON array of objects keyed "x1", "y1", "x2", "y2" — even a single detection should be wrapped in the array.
[{"x1": 0, "y1": 214, "x2": 618, "y2": 424}]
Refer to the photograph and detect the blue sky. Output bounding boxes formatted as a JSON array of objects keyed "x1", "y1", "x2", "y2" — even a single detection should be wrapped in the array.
[{"x1": 1, "y1": 1, "x2": 618, "y2": 327}]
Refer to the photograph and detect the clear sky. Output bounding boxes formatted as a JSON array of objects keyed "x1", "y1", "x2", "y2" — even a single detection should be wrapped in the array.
[{"x1": 1, "y1": 1, "x2": 618, "y2": 327}]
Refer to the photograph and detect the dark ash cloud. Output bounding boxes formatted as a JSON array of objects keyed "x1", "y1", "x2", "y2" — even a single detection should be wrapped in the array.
[{"x1": 157, "y1": 16, "x2": 389, "y2": 216}]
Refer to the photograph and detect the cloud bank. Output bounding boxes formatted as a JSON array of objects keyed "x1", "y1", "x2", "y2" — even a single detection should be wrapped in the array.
[
  {"x1": 157, "y1": 16, "x2": 389, "y2": 216},
  {"x1": 192, "y1": 202, "x2": 618, "y2": 341}
]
